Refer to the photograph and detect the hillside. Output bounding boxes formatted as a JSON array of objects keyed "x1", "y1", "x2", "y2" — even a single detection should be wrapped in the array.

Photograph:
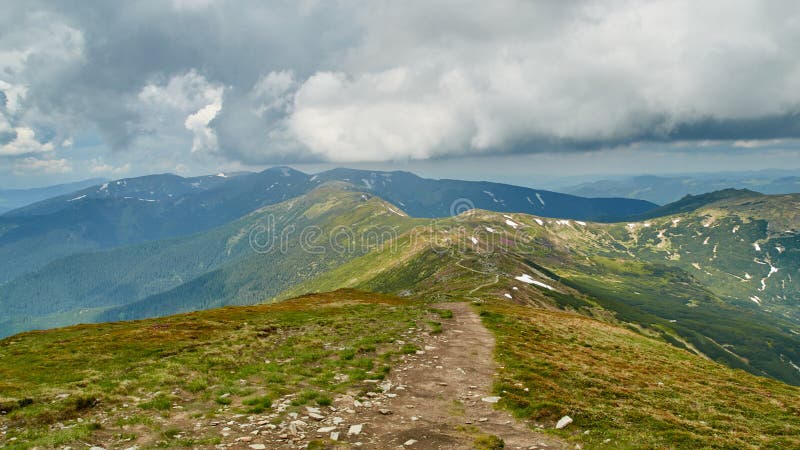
[
  {"x1": 2, "y1": 292, "x2": 799, "y2": 449},
  {"x1": 277, "y1": 201, "x2": 800, "y2": 385},
  {"x1": 0, "y1": 184, "x2": 419, "y2": 337},
  {"x1": 0, "y1": 168, "x2": 655, "y2": 285}
]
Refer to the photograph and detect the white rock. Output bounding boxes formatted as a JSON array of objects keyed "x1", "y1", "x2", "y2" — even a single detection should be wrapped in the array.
[
  {"x1": 249, "y1": 445, "x2": 266, "y2": 450},
  {"x1": 404, "y1": 439, "x2": 418, "y2": 446},
  {"x1": 331, "y1": 431, "x2": 340, "y2": 441},
  {"x1": 317, "y1": 426, "x2": 336, "y2": 433},
  {"x1": 555, "y1": 416, "x2": 573, "y2": 429},
  {"x1": 481, "y1": 396, "x2": 501, "y2": 403},
  {"x1": 348, "y1": 424, "x2": 363, "y2": 435}
]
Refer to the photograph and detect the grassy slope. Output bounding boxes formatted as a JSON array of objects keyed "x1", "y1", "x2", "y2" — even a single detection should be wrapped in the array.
[
  {"x1": 479, "y1": 299, "x2": 800, "y2": 449},
  {"x1": 0, "y1": 290, "x2": 427, "y2": 449},
  {"x1": 278, "y1": 208, "x2": 800, "y2": 385}
]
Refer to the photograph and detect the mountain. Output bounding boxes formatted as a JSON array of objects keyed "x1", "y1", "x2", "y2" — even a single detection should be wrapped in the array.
[
  {"x1": 276, "y1": 200, "x2": 800, "y2": 385},
  {"x1": 0, "y1": 168, "x2": 314, "y2": 284},
  {"x1": 3, "y1": 187, "x2": 800, "y2": 448},
  {"x1": 314, "y1": 168, "x2": 657, "y2": 220},
  {"x1": 0, "y1": 167, "x2": 654, "y2": 284},
  {"x1": 0, "y1": 178, "x2": 106, "y2": 213},
  {"x1": 0, "y1": 184, "x2": 417, "y2": 337},
  {"x1": 2, "y1": 186, "x2": 798, "y2": 384},
  {"x1": 561, "y1": 171, "x2": 800, "y2": 204}
]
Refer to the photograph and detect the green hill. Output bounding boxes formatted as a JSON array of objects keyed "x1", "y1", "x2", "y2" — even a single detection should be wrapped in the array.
[{"x1": 0, "y1": 184, "x2": 419, "y2": 337}]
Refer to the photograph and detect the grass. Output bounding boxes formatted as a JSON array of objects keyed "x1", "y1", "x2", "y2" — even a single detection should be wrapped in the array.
[
  {"x1": 477, "y1": 299, "x2": 800, "y2": 449},
  {"x1": 0, "y1": 289, "x2": 426, "y2": 449}
]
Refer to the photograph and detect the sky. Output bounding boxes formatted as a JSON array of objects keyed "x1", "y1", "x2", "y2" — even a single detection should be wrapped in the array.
[{"x1": 3, "y1": 0, "x2": 800, "y2": 188}]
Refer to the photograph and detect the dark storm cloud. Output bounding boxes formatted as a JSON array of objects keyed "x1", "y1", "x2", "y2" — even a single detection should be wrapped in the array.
[{"x1": 2, "y1": 0, "x2": 800, "y2": 177}]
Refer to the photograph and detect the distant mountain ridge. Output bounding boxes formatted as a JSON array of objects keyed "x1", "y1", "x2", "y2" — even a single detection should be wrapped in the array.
[
  {"x1": 0, "y1": 178, "x2": 106, "y2": 214},
  {"x1": 0, "y1": 167, "x2": 656, "y2": 284},
  {"x1": 562, "y1": 171, "x2": 800, "y2": 204}
]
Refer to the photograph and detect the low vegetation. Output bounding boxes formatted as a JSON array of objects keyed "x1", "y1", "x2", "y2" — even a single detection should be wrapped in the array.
[
  {"x1": 0, "y1": 290, "x2": 426, "y2": 449},
  {"x1": 478, "y1": 299, "x2": 800, "y2": 448}
]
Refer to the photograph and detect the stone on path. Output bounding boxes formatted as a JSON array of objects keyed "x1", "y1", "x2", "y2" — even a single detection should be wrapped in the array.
[
  {"x1": 348, "y1": 423, "x2": 363, "y2": 435},
  {"x1": 555, "y1": 416, "x2": 573, "y2": 429}
]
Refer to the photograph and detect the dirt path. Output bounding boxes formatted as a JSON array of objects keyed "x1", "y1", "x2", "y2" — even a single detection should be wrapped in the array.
[
  {"x1": 145, "y1": 302, "x2": 567, "y2": 449},
  {"x1": 352, "y1": 302, "x2": 566, "y2": 449}
]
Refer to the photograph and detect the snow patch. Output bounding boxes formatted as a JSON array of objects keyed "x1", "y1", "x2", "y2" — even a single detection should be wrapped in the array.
[
  {"x1": 362, "y1": 178, "x2": 373, "y2": 189},
  {"x1": 68, "y1": 194, "x2": 87, "y2": 202},
  {"x1": 504, "y1": 293, "x2": 512, "y2": 299},
  {"x1": 483, "y1": 191, "x2": 500, "y2": 203},
  {"x1": 534, "y1": 218, "x2": 544, "y2": 226},
  {"x1": 505, "y1": 219, "x2": 519, "y2": 229},
  {"x1": 310, "y1": 175, "x2": 318, "y2": 182},
  {"x1": 575, "y1": 221, "x2": 586, "y2": 226},
  {"x1": 99, "y1": 183, "x2": 108, "y2": 191},
  {"x1": 514, "y1": 274, "x2": 554, "y2": 291},
  {"x1": 753, "y1": 242, "x2": 761, "y2": 252},
  {"x1": 556, "y1": 220, "x2": 570, "y2": 226},
  {"x1": 216, "y1": 172, "x2": 227, "y2": 178},
  {"x1": 470, "y1": 236, "x2": 479, "y2": 245},
  {"x1": 484, "y1": 226, "x2": 495, "y2": 233},
  {"x1": 732, "y1": 225, "x2": 739, "y2": 233},
  {"x1": 535, "y1": 192, "x2": 546, "y2": 207},
  {"x1": 750, "y1": 296, "x2": 762, "y2": 305}
]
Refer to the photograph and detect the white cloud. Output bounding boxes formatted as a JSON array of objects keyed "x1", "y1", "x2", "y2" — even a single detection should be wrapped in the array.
[
  {"x1": 88, "y1": 158, "x2": 131, "y2": 175},
  {"x1": 0, "y1": 127, "x2": 54, "y2": 156},
  {"x1": 13, "y1": 157, "x2": 72, "y2": 174},
  {"x1": 138, "y1": 69, "x2": 224, "y2": 154},
  {"x1": 276, "y1": 0, "x2": 800, "y2": 161},
  {"x1": 185, "y1": 100, "x2": 222, "y2": 153}
]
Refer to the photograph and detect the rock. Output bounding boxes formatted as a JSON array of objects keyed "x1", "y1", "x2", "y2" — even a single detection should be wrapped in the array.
[
  {"x1": 305, "y1": 406, "x2": 321, "y2": 414},
  {"x1": 348, "y1": 424, "x2": 363, "y2": 435},
  {"x1": 248, "y1": 445, "x2": 266, "y2": 450},
  {"x1": 555, "y1": 415, "x2": 573, "y2": 429},
  {"x1": 404, "y1": 439, "x2": 418, "y2": 446},
  {"x1": 379, "y1": 409, "x2": 393, "y2": 415},
  {"x1": 331, "y1": 431, "x2": 340, "y2": 441},
  {"x1": 308, "y1": 412, "x2": 325, "y2": 420},
  {"x1": 237, "y1": 436, "x2": 253, "y2": 442},
  {"x1": 481, "y1": 396, "x2": 501, "y2": 403},
  {"x1": 317, "y1": 426, "x2": 336, "y2": 433},
  {"x1": 332, "y1": 417, "x2": 344, "y2": 425},
  {"x1": 90, "y1": 447, "x2": 106, "y2": 450}
]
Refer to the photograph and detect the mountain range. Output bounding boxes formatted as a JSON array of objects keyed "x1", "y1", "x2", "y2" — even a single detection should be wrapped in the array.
[
  {"x1": 561, "y1": 170, "x2": 800, "y2": 204},
  {"x1": 0, "y1": 178, "x2": 106, "y2": 214},
  {"x1": 1, "y1": 170, "x2": 800, "y2": 449},
  {"x1": 0, "y1": 168, "x2": 654, "y2": 285}
]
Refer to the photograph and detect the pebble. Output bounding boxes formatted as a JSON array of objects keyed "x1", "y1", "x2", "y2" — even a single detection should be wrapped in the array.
[{"x1": 348, "y1": 423, "x2": 363, "y2": 435}]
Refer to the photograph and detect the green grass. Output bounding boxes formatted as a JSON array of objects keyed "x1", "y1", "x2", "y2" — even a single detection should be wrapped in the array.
[
  {"x1": 0, "y1": 290, "x2": 426, "y2": 449},
  {"x1": 477, "y1": 299, "x2": 800, "y2": 449}
]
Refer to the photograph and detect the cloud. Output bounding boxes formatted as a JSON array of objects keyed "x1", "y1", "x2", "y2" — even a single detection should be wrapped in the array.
[
  {"x1": 0, "y1": 127, "x2": 54, "y2": 156},
  {"x1": 138, "y1": 70, "x2": 224, "y2": 154},
  {"x1": 88, "y1": 158, "x2": 131, "y2": 175},
  {"x1": 3, "y1": 0, "x2": 800, "y2": 179},
  {"x1": 13, "y1": 157, "x2": 72, "y2": 174}
]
